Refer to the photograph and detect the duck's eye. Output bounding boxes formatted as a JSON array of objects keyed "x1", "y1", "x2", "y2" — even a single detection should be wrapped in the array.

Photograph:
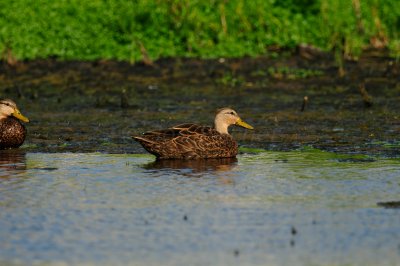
[{"x1": 224, "y1": 111, "x2": 236, "y2": 116}]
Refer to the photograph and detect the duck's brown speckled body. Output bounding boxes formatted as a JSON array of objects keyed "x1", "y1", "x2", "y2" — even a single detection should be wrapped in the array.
[
  {"x1": 0, "y1": 99, "x2": 29, "y2": 150},
  {"x1": 0, "y1": 117, "x2": 27, "y2": 149},
  {"x1": 134, "y1": 123, "x2": 238, "y2": 159},
  {"x1": 133, "y1": 108, "x2": 253, "y2": 160}
]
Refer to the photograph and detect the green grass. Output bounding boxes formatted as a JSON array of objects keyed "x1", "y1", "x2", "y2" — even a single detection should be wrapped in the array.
[{"x1": 0, "y1": 0, "x2": 399, "y2": 61}]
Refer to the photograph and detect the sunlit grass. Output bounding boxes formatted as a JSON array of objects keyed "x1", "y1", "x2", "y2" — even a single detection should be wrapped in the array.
[{"x1": 0, "y1": 0, "x2": 398, "y2": 61}]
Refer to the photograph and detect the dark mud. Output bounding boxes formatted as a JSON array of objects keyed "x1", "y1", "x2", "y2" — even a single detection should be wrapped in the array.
[{"x1": 0, "y1": 48, "x2": 399, "y2": 156}]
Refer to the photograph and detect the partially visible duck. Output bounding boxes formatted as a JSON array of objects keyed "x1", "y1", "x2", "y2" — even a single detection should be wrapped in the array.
[{"x1": 0, "y1": 99, "x2": 29, "y2": 149}]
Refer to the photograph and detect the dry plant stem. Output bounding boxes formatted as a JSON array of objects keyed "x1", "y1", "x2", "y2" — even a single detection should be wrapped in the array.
[
  {"x1": 300, "y1": 96, "x2": 309, "y2": 112},
  {"x1": 359, "y1": 84, "x2": 373, "y2": 107}
]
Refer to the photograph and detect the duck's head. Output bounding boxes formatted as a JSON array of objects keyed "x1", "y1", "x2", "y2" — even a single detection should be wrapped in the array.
[
  {"x1": 214, "y1": 107, "x2": 253, "y2": 134},
  {"x1": 0, "y1": 99, "x2": 29, "y2": 122}
]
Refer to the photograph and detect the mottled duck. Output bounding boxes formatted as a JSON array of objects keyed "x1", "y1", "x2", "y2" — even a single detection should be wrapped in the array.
[
  {"x1": 0, "y1": 99, "x2": 29, "y2": 149},
  {"x1": 133, "y1": 108, "x2": 253, "y2": 159}
]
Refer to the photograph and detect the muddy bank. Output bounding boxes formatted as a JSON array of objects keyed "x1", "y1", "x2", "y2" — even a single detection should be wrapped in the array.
[{"x1": 0, "y1": 49, "x2": 399, "y2": 156}]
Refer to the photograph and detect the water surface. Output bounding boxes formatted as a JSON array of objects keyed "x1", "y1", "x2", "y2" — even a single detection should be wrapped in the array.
[{"x1": 1, "y1": 150, "x2": 399, "y2": 265}]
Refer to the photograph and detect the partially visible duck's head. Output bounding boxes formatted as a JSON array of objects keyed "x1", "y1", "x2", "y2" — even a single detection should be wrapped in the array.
[
  {"x1": 0, "y1": 99, "x2": 29, "y2": 122},
  {"x1": 214, "y1": 107, "x2": 253, "y2": 134}
]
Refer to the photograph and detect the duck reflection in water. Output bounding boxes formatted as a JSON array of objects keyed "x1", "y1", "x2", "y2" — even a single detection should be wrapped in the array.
[
  {"x1": 143, "y1": 157, "x2": 238, "y2": 182},
  {"x1": 0, "y1": 149, "x2": 26, "y2": 178}
]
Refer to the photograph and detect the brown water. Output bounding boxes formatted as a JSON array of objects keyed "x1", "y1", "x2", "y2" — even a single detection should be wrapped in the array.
[{"x1": 0, "y1": 49, "x2": 400, "y2": 265}]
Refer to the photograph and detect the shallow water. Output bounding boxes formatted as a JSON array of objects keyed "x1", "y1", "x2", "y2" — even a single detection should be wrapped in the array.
[{"x1": 1, "y1": 150, "x2": 399, "y2": 266}]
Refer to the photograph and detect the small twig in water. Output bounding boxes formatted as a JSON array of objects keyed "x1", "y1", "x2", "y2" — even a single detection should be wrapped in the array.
[
  {"x1": 358, "y1": 84, "x2": 373, "y2": 107},
  {"x1": 120, "y1": 89, "x2": 130, "y2": 109},
  {"x1": 300, "y1": 96, "x2": 308, "y2": 112}
]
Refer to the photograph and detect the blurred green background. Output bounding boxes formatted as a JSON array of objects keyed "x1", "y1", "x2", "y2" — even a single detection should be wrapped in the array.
[{"x1": 0, "y1": 0, "x2": 399, "y2": 61}]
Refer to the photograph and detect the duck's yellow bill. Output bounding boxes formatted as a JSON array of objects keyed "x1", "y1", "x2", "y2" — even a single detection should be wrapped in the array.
[
  {"x1": 13, "y1": 109, "x2": 29, "y2": 123},
  {"x1": 236, "y1": 119, "x2": 253, "y2": 129}
]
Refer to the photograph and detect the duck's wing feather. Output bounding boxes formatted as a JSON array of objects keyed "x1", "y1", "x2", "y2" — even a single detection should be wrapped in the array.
[{"x1": 133, "y1": 124, "x2": 215, "y2": 143}]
